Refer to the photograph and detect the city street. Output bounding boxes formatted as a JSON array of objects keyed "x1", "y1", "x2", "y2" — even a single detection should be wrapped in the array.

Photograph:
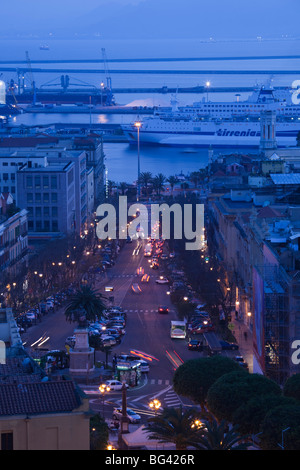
[{"x1": 21, "y1": 237, "x2": 201, "y2": 421}]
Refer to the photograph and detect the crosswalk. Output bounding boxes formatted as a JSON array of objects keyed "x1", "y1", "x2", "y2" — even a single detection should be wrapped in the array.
[
  {"x1": 122, "y1": 309, "x2": 175, "y2": 314},
  {"x1": 105, "y1": 384, "x2": 182, "y2": 410},
  {"x1": 107, "y1": 274, "x2": 138, "y2": 278}
]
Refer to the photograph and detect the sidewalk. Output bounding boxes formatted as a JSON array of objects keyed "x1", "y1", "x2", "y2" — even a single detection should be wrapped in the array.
[{"x1": 231, "y1": 317, "x2": 253, "y2": 373}]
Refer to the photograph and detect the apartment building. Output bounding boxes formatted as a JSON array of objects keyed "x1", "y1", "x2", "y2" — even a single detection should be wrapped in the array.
[
  {"x1": 0, "y1": 193, "x2": 28, "y2": 278},
  {"x1": 207, "y1": 157, "x2": 300, "y2": 384},
  {"x1": 16, "y1": 161, "x2": 76, "y2": 235}
]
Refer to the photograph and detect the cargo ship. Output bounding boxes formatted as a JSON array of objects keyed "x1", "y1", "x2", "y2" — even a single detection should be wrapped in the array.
[{"x1": 6, "y1": 77, "x2": 115, "y2": 106}]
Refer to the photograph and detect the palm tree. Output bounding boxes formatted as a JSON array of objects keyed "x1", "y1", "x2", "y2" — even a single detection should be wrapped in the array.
[
  {"x1": 193, "y1": 414, "x2": 251, "y2": 450},
  {"x1": 144, "y1": 406, "x2": 201, "y2": 450},
  {"x1": 118, "y1": 181, "x2": 128, "y2": 195},
  {"x1": 107, "y1": 180, "x2": 116, "y2": 198},
  {"x1": 167, "y1": 175, "x2": 179, "y2": 196},
  {"x1": 139, "y1": 171, "x2": 153, "y2": 197},
  {"x1": 64, "y1": 285, "x2": 106, "y2": 324},
  {"x1": 152, "y1": 173, "x2": 166, "y2": 196}
]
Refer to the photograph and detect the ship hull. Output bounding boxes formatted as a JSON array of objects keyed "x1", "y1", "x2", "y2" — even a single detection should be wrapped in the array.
[{"x1": 122, "y1": 121, "x2": 300, "y2": 148}]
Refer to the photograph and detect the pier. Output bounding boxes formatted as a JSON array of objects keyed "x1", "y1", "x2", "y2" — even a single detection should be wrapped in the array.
[{"x1": 1, "y1": 67, "x2": 300, "y2": 75}]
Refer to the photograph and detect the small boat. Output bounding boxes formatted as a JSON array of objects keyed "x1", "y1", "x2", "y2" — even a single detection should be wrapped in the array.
[{"x1": 40, "y1": 45, "x2": 49, "y2": 50}]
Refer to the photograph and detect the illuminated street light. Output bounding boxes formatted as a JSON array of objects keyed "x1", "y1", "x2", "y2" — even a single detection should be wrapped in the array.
[
  {"x1": 134, "y1": 119, "x2": 142, "y2": 202},
  {"x1": 149, "y1": 398, "x2": 161, "y2": 415},
  {"x1": 99, "y1": 383, "x2": 111, "y2": 418},
  {"x1": 205, "y1": 80, "x2": 211, "y2": 102},
  {"x1": 191, "y1": 419, "x2": 203, "y2": 429}
]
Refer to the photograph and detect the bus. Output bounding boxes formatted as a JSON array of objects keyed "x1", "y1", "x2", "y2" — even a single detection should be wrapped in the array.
[
  {"x1": 144, "y1": 243, "x2": 152, "y2": 257},
  {"x1": 170, "y1": 321, "x2": 186, "y2": 339}
]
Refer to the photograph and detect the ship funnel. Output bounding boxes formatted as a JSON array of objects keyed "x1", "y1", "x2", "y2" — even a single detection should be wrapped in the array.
[{"x1": 170, "y1": 93, "x2": 179, "y2": 112}]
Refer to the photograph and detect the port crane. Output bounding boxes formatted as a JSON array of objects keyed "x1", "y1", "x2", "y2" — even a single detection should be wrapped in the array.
[
  {"x1": 25, "y1": 51, "x2": 36, "y2": 105},
  {"x1": 101, "y1": 48, "x2": 113, "y2": 105}
]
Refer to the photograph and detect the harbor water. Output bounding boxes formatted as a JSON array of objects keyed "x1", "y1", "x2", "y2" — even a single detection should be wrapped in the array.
[{"x1": 1, "y1": 37, "x2": 297, "y2": 182}]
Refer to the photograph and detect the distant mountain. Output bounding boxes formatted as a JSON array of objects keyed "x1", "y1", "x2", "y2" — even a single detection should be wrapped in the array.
[
  {"x1": 0, "y1": 0, "x2": 298, "y2": 40},
  {"x1": 67, "y1": 0, "x2": 300, "y2": 40}
]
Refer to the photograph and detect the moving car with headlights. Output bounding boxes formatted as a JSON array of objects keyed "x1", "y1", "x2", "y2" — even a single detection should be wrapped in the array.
[
  {"x1": 188, "y1": 339, "x2": 203, "y2": 351},
  {"x1": 158, "y1": 306, "x2": 169, "y2": 314},
  {"x1": 155, "y1": 276, "x2": 169, "y2": 284},
  {"x1": 131, "y1": 283, "x2": 142, "y2": 294}
]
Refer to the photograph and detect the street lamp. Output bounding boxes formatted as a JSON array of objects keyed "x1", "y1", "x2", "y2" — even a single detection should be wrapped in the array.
[
  {"x1": 205, "y1": 81, "x2": 211, "y2": 102},
  {"x1": 134, "y1": 119, "x2": 142, "y2": 202},
  {"x1": 98, "y1": 383, "x2": 110, "y2": 418},
  {"x1": 191, "y1": 419, "x2": 203, "y2": 429},
  {"x1": 149, "y1": 398, "x2": 161, "y2": 415}
]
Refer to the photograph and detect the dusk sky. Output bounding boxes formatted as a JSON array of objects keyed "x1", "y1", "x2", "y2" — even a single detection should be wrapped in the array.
[{"x1": 1, "y1": 0, "x2": 299, "y2": 40}]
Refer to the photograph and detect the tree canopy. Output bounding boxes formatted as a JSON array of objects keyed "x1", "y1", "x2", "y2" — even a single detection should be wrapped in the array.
[
  {"x1": 206, "y1": 370, "x2": 281, "y2": 422},
  {"x1": 283, "y1": 373, "x2": 300, "y2": 403},
  {"x1": 173, "y1": 355, "x2": 241, "y2": 407}
]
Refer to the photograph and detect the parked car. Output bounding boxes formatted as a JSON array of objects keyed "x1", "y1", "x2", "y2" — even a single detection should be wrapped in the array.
[
  {"x1": 101, "y1": 336, "x2": 117, "y2": 346},
  {"x1": 235, "y1": 356, "x2": 249, "y2": 370},
  {"x1": 113, "y1": 407, "x2": 141, "y2": 423},
  {"x1": 158, "y1": 306, "x2": 169, "y2": 314},
  {"x1": 190, "y1": 323, "x2": 215, "y2": 334},
  {"x1": 188, "y1": 340, "x2": 203, "y2": 351},
  {"x1": 106, "y1": 380, "x2": 129, "y2": 391},
  {"x1": 160, "y1": 253, "x2": 168, "y2": 260},
  {"x1": 26, "y1": 312, "x2": 36, "y2": 321},
  {"x1": 220, "y1": 340, "x2": 239, "y2": 350}
]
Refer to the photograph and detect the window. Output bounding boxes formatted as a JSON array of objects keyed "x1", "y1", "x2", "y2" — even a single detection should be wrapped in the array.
[
  {"x1": 51, "y1": 176, "x2": 57, "y2": 189},
  {"x1": 43, "y1": 176, "x2": 49, "y2": 189},
  {"x1": 35, "y1": 176, "x2": 41, "y2": 189},
  {"x1": 51, "y1": 193, "x2": 58, "y2": 203},
  {"x1": 35, "y1": 207, "x2": 42, "y2": 217},
  {"x1": 26, "y1": 176, "x2": 33, "y2": 188},
  {"x1": 28, "y1": 221, "x2": 34, "y2": 230},
  {"x1": 52, "y1": 207, "x2": 58, "y2": 217},
  {"x1": 11, "y1": 174, "x2": 15, "y2": 181},
  {"x1": 2, "y1": 162, "x2": 8, "y2": 167},
  {"x1": 44, "y1": 220, "x2": 50, "y2": 231},
  {"x1": 1, "y1": 432, "x2": 13, "y2": 450},
  {"x1": 43, "y1": 193, "x2": 49, "y2": 203},
  {"x1": 43, "y1": 207, "x2": 50, "y2": 217},
  {"x1": 27, "y1": 193, "x2": 33, "y2": 204},
  {"x1": 68, "y1": 169, "x2": 74, "y2": 186},
  {"x1": 36, "y1": 220, "x2": 42, "y2": 230},
  {"x1": 35, "y1": 193, "x2": 41, "y2": 203},
  {"x1": 3, "y1": 173, "x2": 8, "y2": 181}
]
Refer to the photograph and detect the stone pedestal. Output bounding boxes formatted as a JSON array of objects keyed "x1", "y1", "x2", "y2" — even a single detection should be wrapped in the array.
[{"x1": 69, "y1": 328, "x2": 95, "y2": 375}]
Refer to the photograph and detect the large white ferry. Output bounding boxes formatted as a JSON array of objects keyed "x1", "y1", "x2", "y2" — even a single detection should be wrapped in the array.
[{"x1": 122, "y1": 86, "x2": 300, "y2": 148}]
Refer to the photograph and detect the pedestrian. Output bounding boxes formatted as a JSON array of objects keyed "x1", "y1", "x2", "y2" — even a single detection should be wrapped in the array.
[{"x1": 244, "y1": 331, "x2": 247, "y2": 341}]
